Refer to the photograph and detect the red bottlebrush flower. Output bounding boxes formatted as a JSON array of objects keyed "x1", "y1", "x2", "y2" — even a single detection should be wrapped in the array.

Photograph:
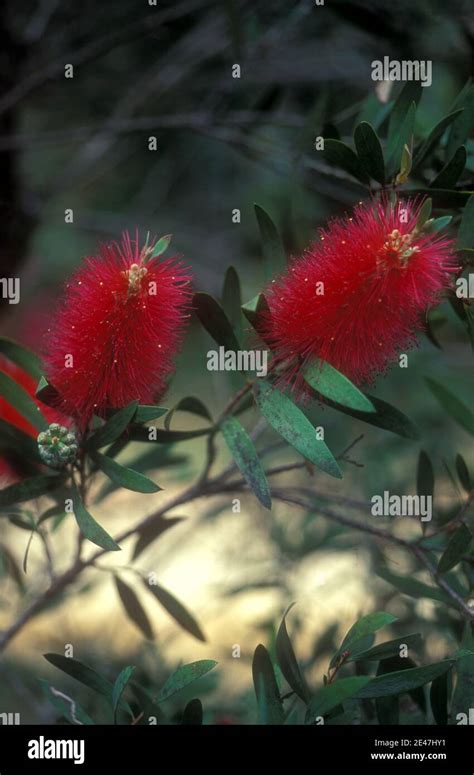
[
  {"x1": 262, "y1": 198, "x2": 458, "y2": 387},
  {"x1": 44, "y1": 232, "x2": 192, "y2": 423}
]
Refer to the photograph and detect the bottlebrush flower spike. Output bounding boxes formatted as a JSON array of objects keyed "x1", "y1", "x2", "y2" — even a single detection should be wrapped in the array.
[
  {"x1": 262, "y1": 198, "x2": 458, "y2": 387},
  {"x1": 44, "y1": 232, "x2": 192, "y2": 423}
]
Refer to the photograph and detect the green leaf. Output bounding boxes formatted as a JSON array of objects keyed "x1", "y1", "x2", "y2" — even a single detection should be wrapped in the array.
[
  {"x1": 132, "y1": 516, "x2": 185, "y2": 560},
  {"x1": 416, "y1": 198, "x2": 432, "y2": 230},
  {"x1": 0, "y1": 474, "x2": 63, "y2": 508},
  {"x1": 347, "y1": 633, "x2": 423, "y2": 663},
  {"x1": 0, "y1": 337, "x2": 42, "y2": 379},
  {"x1": 164, "y1": 396, "x2": 212, "y2": 431},
  {"x1": 424, "y1": 215, "x2": 452, "y2": 233},
  {"x1": 252, "y1": 644, "x2": 285, "y2": 725},
  {"x1": 39, "y1": 679, "x2": 94, "y2": 725},
  {"x1": 386, "y1": 101, "x2": 416, "y2": 178},
  {"x1": 395, "y1": 143, "x2": 412, "y2": 185},
  {"x1": 446, "y1": 86, "x2": 474, "y2": 162},
  {"x1": 377, "y1": 567, "x2": 453, "y2": 606},
  {"x1": 354, "y1": 122, "x2": 385, "y2": 184},
  {"x1": 455, "y1": 453, "x2": 471, "y2": 493},
  {"x1": 355, "y1": 659, "x2": 458, "y2": 699},
  {"x1": 430, "y1": 672, "x2": 448, "y2": 725},
  {"x1": 320, "y1": 138, "x2": 369, "y2": 184},
  {"x1": 457, "y1": 193, "x2": 474, "y2": 251},
  {"x1": 151, "y1": 234, "x2": 172, "y2": 257},
  {"x1": 417, "y1": 450, "x2": 434, "y2": 499},
  {"x1": 241, "y1": 292, "x2": 270, "y2": 339},
  {"x1": 142, "y1": 579, "x2": 206, "y2": 642},
  {"x1": 221, "y1": 416, "x2": 271, "y2": 509},
  {"x1": 305, "y1": 677, "x2": 371, "y2": 723},
  {"x1": 304, "y1": 361, "x2": 375, "y2": 413},
  {"x1": 222, "y1": 266, "x2": 243, "y2": 344},
  {"x1": 276, "y1": 604, "x2": 310, "y2": 703},
  {"x1": 0, "y1": 371, "x2": 47, "y2": 431},
  {"x1": 114, "y1": 576, "x2": 154, "y2": 640},
  {"x1": 387, "y1": 82, "x2": 422, "y2": 156},
  {"x1": 412, "y1": 110, "x2": 464, "y2": 170},
  {"x1": 112, "y1": 666, "x2": 135, "y2": 723},
  {"x1": 88, "y1": 401, "x2": 138, "y2": 449},
  {"x1": 407, "y1": 188, "x2": 474, "y2": 208},
  {"x1": 182, "y1": 698, "x2": 203, "y2": 725},
  {"x1": 193, "y1": 292, "x2": 240, "y2": 351},
  {"x1": 94, "y1": 451, "x2": 161, "y2": 494},
  {"x1": 425, "y1": 377, "x2": 474, "y2": 435},
  {"x1": 254, "y1": 204, "x2": 286, "y2": 280},
  {"x1": 255, "y1": 381, "x2": 341, "y2": 479},
  {"x1": 134, "y1": 405, "x2": 167, "y2": 424},
  {"x1": 438, "y1": 524, "x2": 472, "y2": 574},
  {"x1": 430, "y1": 146, "x2": 467, "y2": 189},
  {"x1": 157, "y1": 660, "x2": 217, "y2": 702},
  {"x1": 330, "y1": 612, "x2": 397, "y2": 669},
  {"x1": 320, "y1": 392, "x2": 419, "y2": 440},
  {"x1": 43, "y1": 654, "x2": 131, "y2": 714},
  {"x1": 71, "y1": 484, "x2": 120, "y2": 552},
  {"x1": 451, "y1": 624, "x2": 474, "y2": 723}
]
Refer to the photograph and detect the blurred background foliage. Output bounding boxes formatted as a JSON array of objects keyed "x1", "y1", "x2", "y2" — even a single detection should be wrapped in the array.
[{"x1": 0, "y1": 0, "x2": 473, "y2": 724}]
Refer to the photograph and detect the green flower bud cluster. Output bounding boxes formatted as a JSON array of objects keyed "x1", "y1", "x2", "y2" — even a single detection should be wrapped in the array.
[{"x1": 37, "y1": 423, "x2": 78, "y2": 469}]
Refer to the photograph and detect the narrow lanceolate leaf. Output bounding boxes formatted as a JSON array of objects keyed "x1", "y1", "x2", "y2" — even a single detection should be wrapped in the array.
[
  {"x1": 304, "y1": 361, "x2": 375, "y2": 413},
  {"x1": 305, "y1": 677, "x2": 371, "y2": 723},
  {"x1": 0, "y1": 418, "x2": 40, "y2": 464},
  {"x1": 252, "y1": 644, "x2": 285, "y2": 725},
  {"x1": 222, "y1": 266, "x2": 243, "y2": 344},
  {"x1": 254, "y1": 204, "x2": 286, "y2": 280},
  {"x1": 94, "y1": 451, "x2": 161, "y2": 494},
  {"x1": 347, "y1": 633, "x2": 423, "y2": 663},
  {"x1": 457, "y1": 193, "x2": 474, "y2": 251},
  {"x1": 425, "y1": 377, "x2": 474, "y2": 435},
  {"x1": 88, "y1": 401, "x2": 138, "y2": 449},
  {"x1": 114, "y1": 576, "x2": 154, "y2": 640},
  {"x1": 43, "y1": 654, "x2": 130, "y2": 713},
  {"x1": 455, "y1": 453, "x2": 471, "y2": 493},
  {"x1": 320, "y1": 392, "x2": 419, "y2": 440},
  {"x1": 129, "y1": 425, "x2": 211, "y2": 443},
  {"x1": 132, "y1": 516, "x2": 185, "y2": 561},
  {"x1": 71, "y1": 484, "x2": 120, "y2": 552},
  {"x1": 386, "y1": 101, "x2": 416, "y2": 177},
  {"x1": 193, "y1": 292, "x2": 240, "y2": 351},
  {"x1": 430, "y1": 672, "x2": 449, "y2": 726},
  {"x1": 355, "y1": 659, "x2": 458, "y2": 699},
  {"x1": 416, "y1": 198, "x2": 432, "y2": 231},
  {"x1": 430, "y1": 146, "x2": 467, "y2": 189},
  {"x1": 377, "y1": 568, "x2": 453, "y2": 606},
  {"x1": 0, "y1": 371, "x2": 47, "y2": 431},
  {"x1": 0, "y1": 337, "x2": 42, "y2": 379},
  {"x1": 417, "y1": 450, "x2": 434, "y2": 499},
  {"x1": 446, "y1": 86, "x2": 474, "y2": 162},
  {"x1": 438, "y1": 524, "x2": 472, "y2": 574},
  {"x1": 182, "y1": 698, "x2": 203, "y2": 725},
  {"x1": 0, "y1": 475, "x2": 63, "y2": 508},
  {"x1": 320, "y1": 138, "x2": 369, "y2": 184},
  {"x1": 330, "y1": 612, "x2": 397, "y2": 669},
  {"x1": 157, "y1": 660, "x2": 218, "y2": 703},
  {"x1": 276, "y1": 604, "x2": 310, "y2": 703},
  {"x1": 255, "y1": 381, "x2": 341, "y2": 479},
  {"x1": 112, "y1": 666, "x2": 135, "y2": 723},
  {"x1": 221, "y1": 416, "x2": 271, "y2": 509},
  {"x1": 387, "y1": 82, "x2": 422, "y2": 154},
  {"x1": 142, "y1": 579, "x2": 206, "y2": 642},
  {"x1": 412, "y1": 110, "x2": 464, "y2": 170},
  {"x1": 354, "y1": 122, "x2": 385, "y2": 184}
]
